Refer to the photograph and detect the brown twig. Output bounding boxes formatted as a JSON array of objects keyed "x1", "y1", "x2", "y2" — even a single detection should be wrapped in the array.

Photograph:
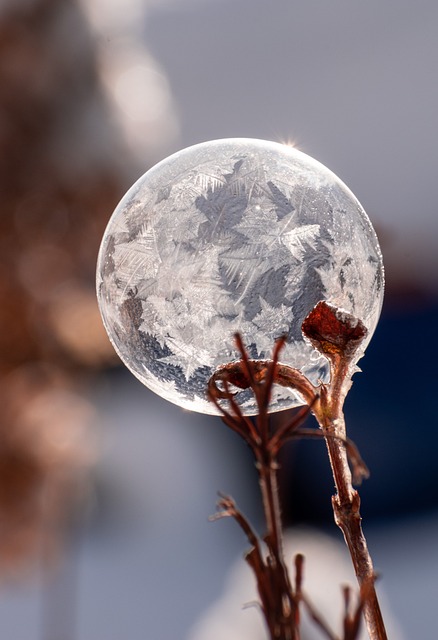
[
  {"x1": 210, "y1": 493, "x2": 263, "y2": 562},
  {"x1": 301, "y1": 302, "x2": 387, "y2": 640},
  {"x1": 208, "y1": 336, "x2": 304, "y2": 639},
  {"x1": 207, "y1": 303, "x2": 387, "y2": 639}
]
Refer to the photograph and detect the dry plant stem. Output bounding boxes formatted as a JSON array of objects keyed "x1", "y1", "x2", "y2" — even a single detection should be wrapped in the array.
[
  {"x1": 300, "y1": 301, "x2": 387, "y2": 640},
  {"x1": 318, "y1": 381, "x2": 387, "y2": 640},
  {"x1": 208, "y1": 304, "x2": 387, "y2": 640},
  {"x1": 242, "y1": 342, "x2": 300, "y2": 640},
  {"x1": 257, "y1": 452, "x2": 300, "y2": 640},
  {"x1": 210, "y1": 338, "x2": 302, "y2": 640}
]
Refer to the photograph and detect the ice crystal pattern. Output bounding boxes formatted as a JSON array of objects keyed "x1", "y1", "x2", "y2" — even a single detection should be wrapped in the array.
[{"x1": 97, "y1": 139, "x2": 384, "y2": 414}]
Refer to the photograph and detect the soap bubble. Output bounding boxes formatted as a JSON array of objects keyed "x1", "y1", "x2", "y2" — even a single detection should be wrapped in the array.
[{"x1": 96, "y1": 138, "x2": 384, "y2": 414}]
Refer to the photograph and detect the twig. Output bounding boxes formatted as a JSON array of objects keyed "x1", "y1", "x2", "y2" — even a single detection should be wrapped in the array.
[
  {"x1": 207, "y1": 303, "x2": 387, "y2": 639},
  {"x1": 301, "y1": 302, "x2": 387, "y2": 640}
]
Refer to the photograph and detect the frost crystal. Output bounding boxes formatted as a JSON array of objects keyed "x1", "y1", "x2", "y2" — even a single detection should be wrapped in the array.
[{"x1": 96, "y1": 138, "x2": 384, "y2": 415}]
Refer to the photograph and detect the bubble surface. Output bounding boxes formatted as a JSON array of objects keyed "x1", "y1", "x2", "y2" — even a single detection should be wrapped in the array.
[{"x1": 97, "y1": 138, "x2": 384, "y2": 414}]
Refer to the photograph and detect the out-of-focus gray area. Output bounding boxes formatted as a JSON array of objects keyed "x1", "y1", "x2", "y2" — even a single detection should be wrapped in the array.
[{"x1": 0, "y1": 0, "x2": 437, "y2": 639}]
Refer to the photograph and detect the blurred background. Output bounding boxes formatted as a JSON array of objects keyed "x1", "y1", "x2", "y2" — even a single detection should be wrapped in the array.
[{"x1": 0, "y1": 0, "x2": 437, "y2": 638}]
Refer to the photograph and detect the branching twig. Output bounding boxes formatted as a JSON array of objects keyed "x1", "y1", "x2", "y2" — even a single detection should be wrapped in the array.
[{"x1": 207, "y1": 301, "x2": 387, "y2": 639}]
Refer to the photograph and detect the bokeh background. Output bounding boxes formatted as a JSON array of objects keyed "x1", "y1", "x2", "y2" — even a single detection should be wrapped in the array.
[{"x1": 0, "y1": 0, "x2": 437, "y2": 638}]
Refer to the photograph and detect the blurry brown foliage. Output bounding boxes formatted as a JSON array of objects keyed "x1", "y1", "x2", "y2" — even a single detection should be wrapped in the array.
[
  {"x1": 0, "y1": 0, "x2": 135, "y2": 575},
  {"x1": 0, "y1": 364, "x2": 95, "y2": 576}
]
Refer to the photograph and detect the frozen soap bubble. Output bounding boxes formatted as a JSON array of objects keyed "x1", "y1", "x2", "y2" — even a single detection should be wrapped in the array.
[{"x1": 97, "y1": 138, "x2": 384, "y2": 415}]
